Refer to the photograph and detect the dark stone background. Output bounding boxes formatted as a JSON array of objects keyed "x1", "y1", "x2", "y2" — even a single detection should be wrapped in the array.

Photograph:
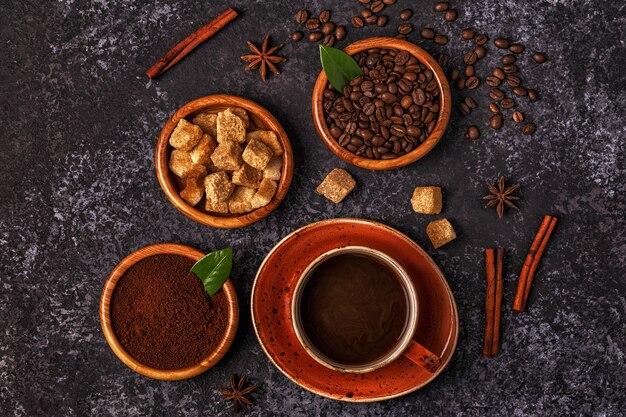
[{"x1": 1, "y1": 0, "x2": 625, "y2": 416}]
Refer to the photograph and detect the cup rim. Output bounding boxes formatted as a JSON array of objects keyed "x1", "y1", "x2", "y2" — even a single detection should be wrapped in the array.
[{"x1": 291, "y1": 245, "x2": 418, "y2": 374}]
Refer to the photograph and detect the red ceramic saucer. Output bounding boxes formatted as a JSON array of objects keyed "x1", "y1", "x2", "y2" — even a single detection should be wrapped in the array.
[{"x1": 251, "y1": 218, "x2": 458, "y2": 402}]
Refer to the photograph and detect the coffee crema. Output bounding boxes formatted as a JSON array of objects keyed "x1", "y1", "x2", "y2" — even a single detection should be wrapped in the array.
[{"x1": 299, "y1": 253, "x2": 409, "y2": 365}]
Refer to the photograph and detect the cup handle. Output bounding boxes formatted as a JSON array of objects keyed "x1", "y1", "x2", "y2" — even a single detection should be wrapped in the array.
[{"x1": 402, "y1": 340, "x2": 442, "y2": 373}]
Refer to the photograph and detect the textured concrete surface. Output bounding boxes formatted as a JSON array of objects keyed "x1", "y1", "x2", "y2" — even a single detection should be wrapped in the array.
[{"x1": 1, "y1": 0, "x2": 625, "y2": 416}]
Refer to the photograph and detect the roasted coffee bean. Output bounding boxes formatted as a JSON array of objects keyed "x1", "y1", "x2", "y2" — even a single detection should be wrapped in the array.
[
  {"x1": 533, "y1": 52, "x2": 546, "y2": 63},
  {"x1": 475, "y1": 45, "x2": 486, "y2": 59},
  {"x1": 454, "y1": 77, "x2": 466, "y2": 90},
  {"x1": 308, "y1": 31, "x2": 323, "y2": 42},
  {"x1": 449, "y1": 68, "x2": 460, "y2": 81},
  {"x1": 360, "y1": 8, "x2": 373, "y2": 18},
  {"x1": 512, "y1": 86, "x2": 527, "y2": 96},
  {"x1": 466, "y1": 75, "x2": 480, "y2": 90},
  {"x1": 489, "y1": 103, "x2": 500, "y2": 113},
  {"x1": 465, "y1": 96, "x2": 477, "y2": 109},
  {"x1": 330, "y1": 125, "x2": 342, "y2": 138},
  {"x1": 522, "y1": 122, "x2": 536, "y2": 135},
  {"x1": 306, "y1": 18, "x2": 321, "y2": 30},
  {"x1": 486, "y1": 76, "x2": 501, "y2": 87},
  {"x1": 400, "y1": 8, "x2": 413, "y2": 20},
  {"x1": 381, "y1": 92, "x2": 398, "y2": 103},
  {"x1": 493, "y1": 67, "x2": 505, "y2": 80},
  {"x1": 475, "y1": 34, "x2": 488, "y2": 45},
  {"x1": 489, "y1": 88, "x2": 505, "y2": 101},
  {"x1": 466, "y1": 125, "x2": 480, "y2": 140},
  {"x1": 322, "y1": 22, "x2": 336, "y2": 35},
  {"x1": 464, "y1": 50, "x2": 477, "y2": 65},
  {"x1": 434, "y1": 2, "x2": 449, "y2": 12},
  {"x1": 438, "y1": 53, "x2": 449, "y2": 68},
  {"x1": 352, "y1": 16, "x2": 364, "y2": 28},
  {"x1": 506, "y1": 75, "x2": 521, "y2": 87},
  {"x1": 365, "y1": 14, "x2": 378, "y2": 25},
  {"x1": 500, "y1": 98, "x2": 515, "y2": 108},
  {"x1": 398, "y1": 23, "x2": 413, "y2": 34},
  {"x1": 527, "y1": 89, "x2": 539, "y2": 102},
  {"x1": 359, "y1": 0, "x2": 371, "y2": 3},
  {"x1": 509, "y1": 43, "x2": 524, "y2": 54},
  {"x1": 434, "y1": 34, "x2": 448, "y2": 45},
  {"x1": 323, "y1": 34, "x2": 336, "y2": 46},
  {"x1": 371, "y1": 0, "x2": 384, "y2": 13},
  {"x1": 465, "y1": 65, "x2": 474, "y2": 77},
  {"x1": 395, "y1": 50, "x2": 410, "y2": 65},
  {"x1": 296, "y1": 9, "x2": 308, "y2": 24},
  {"x1": 383, "y1": 0, "x2": 396, "y2": 4},
  {"x1": 335, "y1": 25, "x2": 347, "y2": 40},
  {"x1": 291, "y1": 31, "x2": 303, "y2": 42},
  {"x1": 412, "y1": 88, "x2": 426, "y2": 105},
  {"x1": 420, "y1": 28, "x2": 436, "y2": 40},
  {"x1": 501, "y1": 54, "x2": 516, "y2": 65},
  {"x1": 494, "y1": 38, "x2": 509, "y2": 49},
  {"x1": 504, "y1": 64, "x2": 519, "y2": 74},
  {"x1": 461, "y1": 28, "x2": 475, "y2": 40},
  {"x1": 320, "y1": 9, "x2": 331, "y2": 23},
  {"x1": 458, "y1": 102, "x2": 470, "y2": 116},
  {"x1": 377, "y1": 15, "x2": 388, "y2": 26},
  {"x1": 513, "y1": 111, "x2": 524, "y2": 123},
  {"x1": 390, "y1": 124, "x2": 406, "y2": 137},
  {"x1": 401, "y1": 95, "x2": 413, "y2": 109},
  {"x1": 490, "y1": 114, "x2": 503, "y2": 129},
  {"x1": 444, "y1": 9, "x2": 457, "y2": 22},
  {"x1": 395, "y1": 34, "x2": 406, "y2": 40}
]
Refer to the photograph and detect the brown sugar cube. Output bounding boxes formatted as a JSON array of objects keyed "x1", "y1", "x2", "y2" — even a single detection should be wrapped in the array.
[
  {"x1": 216, "y1": 108, "x2": 247, "y2": 143},
  {"x1": 189, "y1": 134, "x2": 218, "y2": 166},
  {"x1": 205, "y1": 198, "x2": 229, "y2": 214},
  {"x1": 169, "y1": 150, "x2": 196, "y2": 178},
  {"x1": 242, "y1": 139, "x2": 273, "y2": 170},
  {"x1": 316, "y1": 168, "x2": 356, "y2": 204},
  {"x1": 179, "y1": 166, "x2": 207, "y2": 206},
  {"x1": 263, "y1": 156, "x2": 282, "y2": 181},
  {"x1": 227, "y1": 107, "x2": 250, "y2": 128},
  {"x1": 169, "y1": 119, "x2": 203, "y2": 151},
  {"x1": 204, "y1": 171, "x2": 234, "y2": 202},
  {"x1": 246, "y1": 130, "x2": 283, "y2": 156},
  {"x1": 232, "y1": 163, "x2": 262, "y2": 188},
  {"x1": 426, "y1": 219, "x2": 457, "y2": 248},
  {"x1": 228, "y1": 186, "x2": 256, "y2": 214},
  {"x1": 411, "y1": 186, "x2": 443, "y2": 214},
  {"x1": 192, "y1": 112, "x2": 218, "y2": 137},
  {"x1": 210, "y1": 141, "x2": 243, "y2": 171},
  {"x1": 251, "y1": 178, "x2": 277, "y2": 209}
]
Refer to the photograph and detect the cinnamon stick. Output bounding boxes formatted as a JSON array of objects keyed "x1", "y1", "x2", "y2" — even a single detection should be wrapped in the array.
[
  {"x1": 521, "y1": 217, "x2": 557, "y2": 311},
  {"x1": 146, "y1": 8, "x2": 238, "y2": 79},
  {"x1": 491, "y1": 248, "x2": 504, "y2": 356},
  {"x1": 513, "y1": 215, "x2": 552, "y2": 311},
  {"x1": 483, "y1": 248, "x2": 496, "y2": 357}
]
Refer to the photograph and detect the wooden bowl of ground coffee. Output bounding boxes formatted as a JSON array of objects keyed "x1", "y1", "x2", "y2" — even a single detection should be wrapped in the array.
[{"x1": 100, "y1": 243, "x2": 239, "y2": 380}]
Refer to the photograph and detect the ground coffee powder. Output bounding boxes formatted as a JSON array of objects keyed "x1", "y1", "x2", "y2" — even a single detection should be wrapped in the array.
[{"x1": 111, "y1": 254, "x2": 229, "y2": 370}]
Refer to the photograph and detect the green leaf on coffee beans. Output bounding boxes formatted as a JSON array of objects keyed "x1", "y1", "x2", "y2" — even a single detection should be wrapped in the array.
[
  {"x1": 319, "y1": 44, "x2": 363, "y2": 92},
  {"x1": 191, "y1": 247, "x2": 233, "y2": 296}
]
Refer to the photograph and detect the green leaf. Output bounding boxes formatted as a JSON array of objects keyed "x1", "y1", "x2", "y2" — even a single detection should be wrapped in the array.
[
  {"x1": 190, "y1": 247, "x2": 233, "y2": 296},
  {"x1": 319, "y1": 44, "x2": 363, "y2": 92}
]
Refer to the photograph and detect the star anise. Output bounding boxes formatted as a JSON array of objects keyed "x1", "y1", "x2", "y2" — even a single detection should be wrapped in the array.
[
  {"x1": 240, "y1": 36, "x2": 287, "y2": 81},
  {"x1": 218, "y1": 374, "x2": 257, "y2": 413},
  {"x1": 483, "y1": 176, "x2": 520, "y2": 219}
]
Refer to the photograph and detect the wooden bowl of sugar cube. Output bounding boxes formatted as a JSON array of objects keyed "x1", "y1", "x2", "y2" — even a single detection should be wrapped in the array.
[{"x1": 155, "y1": 95, "x2": 293, "y2": 228}]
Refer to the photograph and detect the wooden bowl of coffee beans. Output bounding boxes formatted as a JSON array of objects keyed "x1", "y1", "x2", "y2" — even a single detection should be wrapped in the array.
[{"x1": 312, "y1": 37, "x2": 452, "y2": 170}]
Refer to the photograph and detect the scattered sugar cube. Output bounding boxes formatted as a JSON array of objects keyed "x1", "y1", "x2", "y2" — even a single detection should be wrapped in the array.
[
  {"x1": 216, "y1": 109, "x2": 247, "y2": 143},
  {"x1": 251, "y1": 178, "x2": 277, "y2": 209},
  {"x1": 228, "y1": 186, "x2": 256, "y2": 214},
  {"x1": 205, "y1": 198, "x2": 229, "y2": 214},
  {"x1": 246, "y1": 130, "x2": 283, "y2": 156},
  {"x1": 232, "y1": 163, "x2": 262, "y2": 189},
  {"x1": 169, "y1": 150, "x2": 196, "y2": 178},
  {"x1": 189, "y1": 134, "x2": 218, "y2": 166},
  {"x1": 316, "y1": 168, "x2": 356, "y2": 204},
  {"x1": 210, "y1": 141, "x2": 243, "y2": 171},
  {"x1": 411, "y1": 186, "x2": 443, "y2": 214},
  {"x1": 426, "y1": 219, "x2": 457, "y2": 248},
  {"x1": 243, "y1": 139, "x2": 273, "y2": 170},
  {"x1": 169, "y1": 119, "x2": 203, "y2": 151},
  {"x1": 179, "y1": 166, "x2": 207, "y2": 206},
  {"x1": 192, "y1": 113, "x2": 218, "y2": 137},
  {"x1": 263, "y1": 156, "x2": 282, "y2": 181},
  {"x1": 227, "y1": 107, "x2": 250, "y2": 129},
  {"x1": 204, "y1": 171, "x2": 234, "y2": 202}
]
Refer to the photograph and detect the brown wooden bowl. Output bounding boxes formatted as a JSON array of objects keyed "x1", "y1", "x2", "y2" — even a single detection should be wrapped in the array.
[
  {"x1": 155, "y1": 95, "x2": 294, "y2": 228},
  {"x1": 99, "y1": 243, "x2": 239, "y2": 380},
  {"x1": 312, "y1": 37, "x2": 452, "y2": 170}
]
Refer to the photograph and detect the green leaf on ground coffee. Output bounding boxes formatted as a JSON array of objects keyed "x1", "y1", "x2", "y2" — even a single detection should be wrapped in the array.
[
  {"x1": 319, "y1": 44, "x2": 363, "y2": 92},
  {"x1": 191, "y1": 247, "x2": 233, "y2": 296}
]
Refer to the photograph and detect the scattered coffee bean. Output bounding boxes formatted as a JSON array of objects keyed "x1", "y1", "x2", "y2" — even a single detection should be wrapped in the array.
[
  {"x1": 475, "y1": 45, "x2": 486, "y2": 59},
  {"x1": 352, "y1": 16, "x2": 364, "y2": 28},
  {"x1": 434, "y1": 34, "x2": 448, "y2": 45},
  {"x1": 358, "y1": 0, "x2": 371, "y2": 3},
  {"x1": 486, "y1": 76, "x2": 501, "y2": 87},
  {"x1": 308, "y1": 31, "x2": 323, "y2": 42},
  {"x1": 420, "y1": 28, "x2": 436, "y2": 40},
  {"x1": 512, "y1": 86, "x2": 527, "y2": 96},
  {"x1": 434, "y1": 2, "x2": 449, "y2": 12},
  {"x1": 475, "y1": 34, "x2": 488, "y2": 45},
  {"x1": 334, "y1": 25, "x2": 347, "y2": 41},
  {"x1": 510, "y1": 43, "x2": 525, "y2": 54},
  {"x1": 490, "y1": 114, "x2": 503, "y2": 129},
  {"x1": 506, "y1": 75, "x2": 521, "y2": 87},
  {"x1": 501, "y1": 54, "x2": 516, "y2": 65},
  {"x1": 466, "y1": 75, "x2": 480, "y2": 90},
  {"x1": 320, "y1": 10, "x2": 331, "y2": 23},
  {"x1": 306, "y1": 18, "x2": 321, "y2": 30},
  {"x1": 438, "y1": 53, "x2": 449, "y2": 67},
  {"x1": 500, "y1": 98, "x2": 515, "y2": 109},
  {"x1": 371, "y1": 0, "x2": 384, "y2": 13},
  {"x1": 449, "y1": 68, "x2": 459, "y2": 80},
  {"x1": 444, "y1": 9, "x2": 458, "y2": 22},
  {"x1": 323, "y1": 34, "x2": 336, "y2": 46},
  {"x1": 383, "y1": 0, "x2": 396, "y2": 4},
  {"x1": 366, "y1": 14, "x2": 378, "y2": 25},
  {"x1": 489, "y1": 88, "x2": 505, "y2": 101},
  {"x1": 400, "y1": 8, "x2": 413, "y2": 20},
  {"x1": 454, "y1": 77, "x2": 466, "y2": 90},
  {"x1": 395, "y1": 34, "x2": 406, "y2": 40},
  {"x1": 296, "y1": 9, "x2": 308, "y2": 24},
  {"x1": 493, "y1": 67, "x2": 505, "y2": 80},
  {"x1": 504, "y1": 64, "x2": 519, "y2": 74},
  {"x1": 527, "y1": 89, "x2": 539, "y2": 102},
  {"x1": 494, "y1": 38, "x2": 509, "y2": 49},
  {"x1": 465, "y1": 65, "x2": 474, "y2": 77},
  {"x1": 466, "y1": 125, "x2": 480, "y2": 140},
  {"x1": 377, "y1": 15, "x2": 388, "y2": 27},
  {"x1": 522, "y1": 122, "x2": 536, "y2": 135},
  {"x1": 489, "y1": 103, "x2": 500, "y2": 113},
  {"x1": 464, "y1": 50, "x2": 477, "y2": 65},
  {"x1": 398, "y1": 23, "x2": 413, "y2": 34},
  {"x1": 532, "y1": 52, "x2": 546, "y2": 63},
  {"x1": 322, "y1": 22, "x2": 336, "y2": 35},
  {"x1": 291, "y1": 31, "x2": 303, "y2": 42},
  {"x1": 465, "y1": 97, "x2": 477, "y2": 109},
  {"x1": 513, "y1": 111, "x2": 524, "y2": 123},
  {"x1": 360, "y1": 8, "x2": 373, "y2": 19},
  {"x1": 461, "y1": 28, "x2": 475, "y2": 40},
  {"x1": 458, "y1": 102, "x2": 470, "y2": 116}
]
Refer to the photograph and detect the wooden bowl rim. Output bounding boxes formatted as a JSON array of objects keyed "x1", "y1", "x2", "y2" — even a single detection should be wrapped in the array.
[
  {"x1": 99, "y1": 243, "x2": 239, "y2": 380},
  {"x1": 311, "y1": 37, "x2": 452, "y2": 170},
  {"x1": 155, "y1": 94, "x2": 294, "y2": 228}
]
